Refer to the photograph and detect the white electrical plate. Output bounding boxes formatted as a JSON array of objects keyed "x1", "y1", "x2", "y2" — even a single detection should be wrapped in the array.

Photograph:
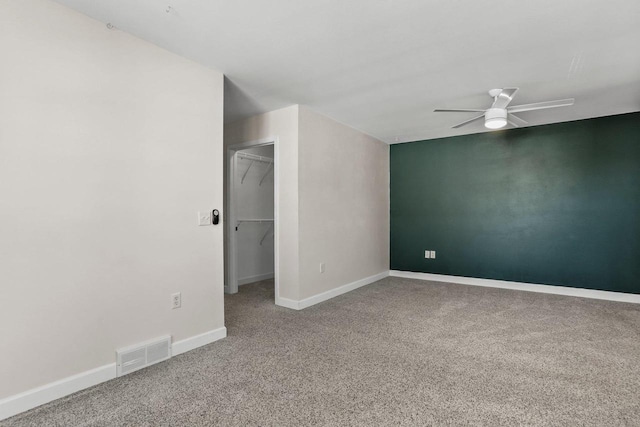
[
  {"x1": 171, "y1": 292, "x2": 181, "y2": 309},
  {"x1": 198, "y1": 211, "x2": 211, "y2": 226}
]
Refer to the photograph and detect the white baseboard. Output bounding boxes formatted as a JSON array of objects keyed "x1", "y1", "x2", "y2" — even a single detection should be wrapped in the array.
[
  {"x1": 276, "y1": 271, "x2": 390, "y2": 310},
  {"x1": 389, "y1": 270, "x2": 640, "y2": 304},
  {"x1": 275, "y1": 297, "x2": 301, "y2": 310},
  {"x1": 238, "y1": 272, "x2": 274, "y2": 286},
  {"x1": 0, "y1": 363, "x2": 116, "y2": 421},
  {"x1": 0, "y1": 326, "x2": 227, "y2": 421},
  {"x1": 299, "y1": 271, "x2": 390, "y2": 309},
  {"x1": 172, "y1": 326, "x2": 227, "y2": 356}
]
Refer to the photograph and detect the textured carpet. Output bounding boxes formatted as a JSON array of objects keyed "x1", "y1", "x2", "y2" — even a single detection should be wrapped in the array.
[{"x1": 3, "y1": 277, "x2": 640, "y2": 426}]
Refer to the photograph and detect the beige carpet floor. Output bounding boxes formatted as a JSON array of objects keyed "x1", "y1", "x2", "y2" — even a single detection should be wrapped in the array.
[{"x1": 3, "y1": 277, "x2": 640, "y2": 426}]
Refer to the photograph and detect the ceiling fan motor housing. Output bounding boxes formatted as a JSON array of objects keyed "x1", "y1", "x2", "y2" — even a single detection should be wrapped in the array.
[{"x1": 485, "y1": 108, "x2": 508, "y2": 129}]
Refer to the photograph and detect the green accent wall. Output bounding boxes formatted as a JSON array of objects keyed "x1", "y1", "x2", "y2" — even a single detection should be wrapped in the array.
[{"x1": 390, "y1": 112, "x2": 640, "y2": 294}]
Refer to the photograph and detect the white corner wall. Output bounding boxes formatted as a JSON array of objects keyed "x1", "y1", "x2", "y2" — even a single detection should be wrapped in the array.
[
  {"x1": 298, "y1": 107, "x2": 390, "y2": 300},
  {"x1": 0, "y1": 0, "x2": 224, "y2": 403},
  {"x1": 225, "y1": 105, "x2": 390, "y2": 307},
  {"x1": 224, "y1": 105, "x2": 300, "y2": 301}
]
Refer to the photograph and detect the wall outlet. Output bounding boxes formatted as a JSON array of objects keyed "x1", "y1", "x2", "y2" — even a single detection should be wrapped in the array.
[
  {"x1": 319, "y1": 262, "x2": 325, "y2": 273},
  {"x1": 425, "y1": 250, "x2": 431, "y2": 259},
  {"x1": 171, "y1": 292, "x2": 181, "y2": 309},
  {"x1": 431, "y1": 250, "x2": 436, "y2": 259},
  {"x1": 198, "y1": 211, "x2": 211, "y2": 226}
]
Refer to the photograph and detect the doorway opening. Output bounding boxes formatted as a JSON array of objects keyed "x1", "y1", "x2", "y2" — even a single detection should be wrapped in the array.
[{"x1": 226, "y1": 138, "x2": 278, "y2": 302}]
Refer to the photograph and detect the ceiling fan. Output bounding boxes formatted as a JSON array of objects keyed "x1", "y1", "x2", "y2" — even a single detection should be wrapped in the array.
[{"x1": 434, "y1": 88, "x2": 574, "y2": 130}]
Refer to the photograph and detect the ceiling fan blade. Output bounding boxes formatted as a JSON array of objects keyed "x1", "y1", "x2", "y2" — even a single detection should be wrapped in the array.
[
  {"x1": 491, "y1": 87, "x2": 519, "y2": 109},
  {"x1": 508, "y1": 113, "x2": 528, "y2": 127},
  {"x1": 452, "y1": 114, "x2": 485, "y2": 129},
  {"x1": 508, "y1": 98, "x2": 575, "y2": 113},
  {"x1": 434, "y1": 108, "x2": 486, "y2": 113}
]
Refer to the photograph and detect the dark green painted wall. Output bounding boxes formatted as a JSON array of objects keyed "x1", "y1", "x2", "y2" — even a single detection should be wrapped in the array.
[{"x1": 390, "y1": 112, "x2": 640, "y2": 294}]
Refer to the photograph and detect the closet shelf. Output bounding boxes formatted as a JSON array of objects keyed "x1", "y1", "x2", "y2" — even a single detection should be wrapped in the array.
[
  {"x1": 236, "y1": 219, "x2": 274, "y2": 235},
  {"x1": 237, "y1": 152, "x2": 273, "y2": 164},
  {"x1": 239, "y1": 153, "x2": 274, "y2": 184}
]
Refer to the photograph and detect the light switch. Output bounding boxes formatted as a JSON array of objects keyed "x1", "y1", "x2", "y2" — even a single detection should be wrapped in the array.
[
  {"x1": 198, "y1": 211, "x2": 212, "y2": 226},
  {"x1": 425, "y1": 250, "x2": 431, "y2": 259},
  {"x1": 431, "y1": 251, "x2": 436, "y2": 259}
]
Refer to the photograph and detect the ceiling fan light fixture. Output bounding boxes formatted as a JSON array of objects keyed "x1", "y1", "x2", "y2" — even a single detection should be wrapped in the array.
[
  {"x1": 434, "y1": 88, "x2": 574, "y2": 130},
  {"x1": 484, "y1": 108, "x2": 508, "y2": 129},
  {"x1": 485, "y1": 118, "x2": 507, "y2": 129}
]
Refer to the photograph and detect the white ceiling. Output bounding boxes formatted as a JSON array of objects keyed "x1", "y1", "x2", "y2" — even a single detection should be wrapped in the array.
[{"x1": 54, "y1": 0, "x2": 640, "y2": 143}]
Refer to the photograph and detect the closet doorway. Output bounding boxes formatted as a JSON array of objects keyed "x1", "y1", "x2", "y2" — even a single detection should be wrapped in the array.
[{"x1": 226, "y1": 138, "x2": 278, "y2": 299}]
